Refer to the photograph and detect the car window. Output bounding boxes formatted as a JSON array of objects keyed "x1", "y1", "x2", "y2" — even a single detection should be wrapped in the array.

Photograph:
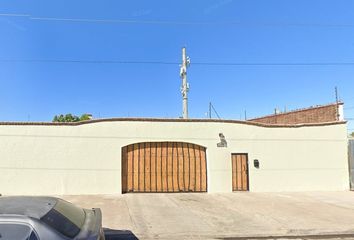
[
  {"x1": 0, "y1": 223, "x2": 39, "y2": 240},
  {"x1": 40, "y1": 199, "x2": 85, "y2": 238}
]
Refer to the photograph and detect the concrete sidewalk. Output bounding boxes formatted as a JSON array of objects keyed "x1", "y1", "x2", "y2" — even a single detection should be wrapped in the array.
[{"x1": 62, "y1": 192, "x2": 354, "y2": 239}]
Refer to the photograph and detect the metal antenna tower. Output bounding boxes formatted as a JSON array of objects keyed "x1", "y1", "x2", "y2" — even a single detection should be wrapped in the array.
[{"x1": 180, "y1": 47, "x2": 190, "y2": 119}]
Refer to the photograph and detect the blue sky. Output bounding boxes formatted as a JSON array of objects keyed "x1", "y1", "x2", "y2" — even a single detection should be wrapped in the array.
[{"x1": 0, "y1": 0, "x2": 354, "y2": 129}]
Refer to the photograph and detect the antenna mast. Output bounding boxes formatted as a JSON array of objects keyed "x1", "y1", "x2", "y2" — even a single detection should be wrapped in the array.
[
  {"x1": 335, "y1": 86, "x2": 340, "y2": 121},
  {"x1": 180, "y1": 47, "x2": 190, "y2": 119}
]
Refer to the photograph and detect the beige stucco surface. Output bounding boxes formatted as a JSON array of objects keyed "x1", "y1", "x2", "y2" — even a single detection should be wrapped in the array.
[{"x1": 0, "y1": 120, "x2": 349, "y2": 195}]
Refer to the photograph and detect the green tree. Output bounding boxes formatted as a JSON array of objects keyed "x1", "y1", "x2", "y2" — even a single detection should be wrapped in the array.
[
  {"x1": 79, "y1": 114, "x2": 92, "y2": 121},
  {"x1": 52, "y1": 113, "x2": 90, "y2": 122},
  {"x1": 58, "y1": 114, "x2": 65, "y2": 122},
  {"x1": 53, "y1": 115, "x2": 59, "y2": 122},
  {"x1": 65, "y1": 114, "x2": 80, "y2": 122}
]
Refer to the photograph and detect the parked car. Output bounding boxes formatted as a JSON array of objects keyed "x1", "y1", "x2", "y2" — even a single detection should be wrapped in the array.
[{"x1": 0, "y1": 196, "x2": 105, "y2": 240}]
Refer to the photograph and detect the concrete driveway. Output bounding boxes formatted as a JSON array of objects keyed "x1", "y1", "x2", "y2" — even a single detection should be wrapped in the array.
[{"x1": 62, "y1": 192, "x2": 354, "y2": 240}]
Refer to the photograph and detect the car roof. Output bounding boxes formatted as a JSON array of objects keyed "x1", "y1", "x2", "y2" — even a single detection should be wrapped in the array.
[{"x1": 0, "y1": 196, "x2": 58, "y2": 219}]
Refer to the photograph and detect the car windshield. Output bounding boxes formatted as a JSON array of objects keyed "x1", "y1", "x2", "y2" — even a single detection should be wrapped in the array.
[{"x1": 41, "y1": 199, "x2": 85, "y2": 238}]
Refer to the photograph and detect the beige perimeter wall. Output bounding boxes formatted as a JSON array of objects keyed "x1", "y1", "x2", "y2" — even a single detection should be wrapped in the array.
[{"x1": 0, "y1": 120, "x2": 349, "y2": 195}]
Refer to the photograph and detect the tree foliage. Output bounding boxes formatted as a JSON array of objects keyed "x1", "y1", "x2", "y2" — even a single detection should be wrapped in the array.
[
  {"x1": 79, "y1": 114, "x2": 92, "y2": 121},
  {"x1": 52, "y1": 114, "x2": 92, "y2": 122}
]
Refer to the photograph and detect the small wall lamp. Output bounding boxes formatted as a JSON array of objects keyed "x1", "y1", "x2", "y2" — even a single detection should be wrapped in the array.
[{"x1": 254, "y1": 159, "x2": 260, "y2": 168}]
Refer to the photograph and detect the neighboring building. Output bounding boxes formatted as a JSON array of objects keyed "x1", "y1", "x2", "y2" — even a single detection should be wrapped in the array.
[
  {"x1": 249, "y1": 102, "x2": 344, "y2": 125},
  {"x1": 0, "y1": 104, "x2": 349, "y2": 196}
]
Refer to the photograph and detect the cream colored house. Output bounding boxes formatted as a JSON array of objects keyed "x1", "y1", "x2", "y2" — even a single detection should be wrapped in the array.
[{"x1": 0, "y1": 117, "x2": 349, "y2": 196}]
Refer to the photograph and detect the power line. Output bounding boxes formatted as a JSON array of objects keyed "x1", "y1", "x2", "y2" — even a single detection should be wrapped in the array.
[
  {"x1": 29, "y1": 17, "x2": 354, "y2": 28},
  {"x1": 0, "y1": 59, "x2": 178, "y2": 65},
  {"x1": 344, "y1": 96, "x2": 354, "y2": 100},
  {"x1": 0, "y1": 13, "x2": 29, "y2": 17},
  {"x1": 192, "y1": 62, "x2": 354, "y2": 66},
  {"x1": 1, "y1": 59, "x2": 354, "y2": 66},
  {"x1": 0, "y1": 13, "x2": 354, "y2": 28}
]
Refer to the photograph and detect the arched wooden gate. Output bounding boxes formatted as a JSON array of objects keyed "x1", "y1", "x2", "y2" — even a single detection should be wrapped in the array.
[{"x1": 122, "y1": 142, "x2": 207, "y2": 193}]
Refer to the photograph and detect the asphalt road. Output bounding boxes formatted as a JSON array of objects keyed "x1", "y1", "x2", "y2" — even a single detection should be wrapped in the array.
[{"x1": 61, "y1": 191, "x2": 354, "y2": 240}]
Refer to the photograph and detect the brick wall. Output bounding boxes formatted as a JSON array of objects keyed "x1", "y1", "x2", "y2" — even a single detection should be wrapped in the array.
[{"x1": 249, "y1": 103, "x2": 342, "y2": 125}]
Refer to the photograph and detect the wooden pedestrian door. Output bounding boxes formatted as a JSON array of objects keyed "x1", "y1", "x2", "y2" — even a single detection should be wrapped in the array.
[
  {"x1": 122, "y1": 142, "x2": 207, "y2": 193},
  {"x1": 232, "y1": 154, "x2": 249, "y2": 191}
]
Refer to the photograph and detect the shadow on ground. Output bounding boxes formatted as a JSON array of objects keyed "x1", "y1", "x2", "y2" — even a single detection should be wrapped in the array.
[{"x1": 104, "y1": 228, "x2": 139, "y2": 240}]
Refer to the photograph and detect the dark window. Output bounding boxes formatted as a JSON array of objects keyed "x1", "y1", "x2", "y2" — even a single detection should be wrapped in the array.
[
  {"x1": 29, "y1": 231, "x2": 39, "y2": 240},
  {"x1": 41, "y1": 199, "x2": 85, "y2": 238},
  {"x1": 0, "y1": 223, "x2": 39, "y2": 240}
]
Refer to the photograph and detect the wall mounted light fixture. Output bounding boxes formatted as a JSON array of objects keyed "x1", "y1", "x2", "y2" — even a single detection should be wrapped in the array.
[{"x1": 254, "y1": 159, "x2": 260, "y2": 168}]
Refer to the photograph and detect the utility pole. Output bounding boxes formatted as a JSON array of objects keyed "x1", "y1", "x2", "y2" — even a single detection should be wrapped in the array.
[{"x1": 180, "y1": 47, "x2": 190, "y2": 119}]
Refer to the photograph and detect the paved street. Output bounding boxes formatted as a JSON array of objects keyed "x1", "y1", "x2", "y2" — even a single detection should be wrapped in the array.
[{"x1": 62, "y1": 192, "x2": 354, "y2": 240}]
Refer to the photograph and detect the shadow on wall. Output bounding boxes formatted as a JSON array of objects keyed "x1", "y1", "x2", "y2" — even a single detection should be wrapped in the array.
[{"x1": 104, "y1": 228, "x2": 139, "y2": 240}]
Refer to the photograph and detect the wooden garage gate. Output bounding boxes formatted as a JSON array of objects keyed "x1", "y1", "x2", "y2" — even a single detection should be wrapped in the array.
[
  {"x1": 122, "y1": 142, "x2": 207, "y2": 193},
  {"x1": 231, "y1": 153, "x2": 249, "y2": 191}
]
